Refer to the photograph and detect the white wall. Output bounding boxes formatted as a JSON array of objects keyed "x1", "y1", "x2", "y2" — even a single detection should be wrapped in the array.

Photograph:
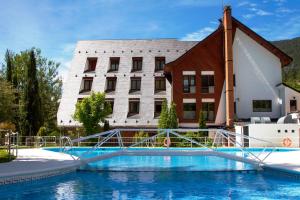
[
  {"x1": 233, "y1": 29, "x2": 282, "y2": 119},
  {"x1": 236, "y1": 124, "x2": 300, "y2": 147},
  {"x1": 283, "y1": 86, "x2": 300, "y2": 114},
  {"x1": 57, "y1": 39, "x2": 197, "y2": 127},
  {"x1": 215, "y1": 81, "x2": 226, "y2": 125}
]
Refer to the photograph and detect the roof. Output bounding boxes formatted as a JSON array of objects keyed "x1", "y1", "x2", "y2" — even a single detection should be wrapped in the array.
[
  {"x1": 164, "y1": 25, "x2": 224, "y2": 72},
  {"x1": 276, "y1": 83, "x2": 300, "y2": 93},
  {"x1": 165, "y1": 16, "x2": 293, "y2": 72}
]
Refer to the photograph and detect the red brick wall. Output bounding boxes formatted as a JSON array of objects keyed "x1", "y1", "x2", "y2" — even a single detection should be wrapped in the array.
[{"x1": 166, "y1": 27, "x2": 225, "y2": 124}]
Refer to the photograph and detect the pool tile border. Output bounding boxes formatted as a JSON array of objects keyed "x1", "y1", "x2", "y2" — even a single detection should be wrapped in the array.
[{"x1": 0, "y1": 166, "x2": 77, "y2": 185}]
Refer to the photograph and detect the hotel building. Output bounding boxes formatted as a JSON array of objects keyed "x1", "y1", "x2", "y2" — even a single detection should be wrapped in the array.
[{"x1": 57, "y1": 6, "x2": 299, "y2": 128}]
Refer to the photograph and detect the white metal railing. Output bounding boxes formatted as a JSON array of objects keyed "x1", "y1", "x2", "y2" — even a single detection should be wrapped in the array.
[
  {"x1": 214, "y1": 130, "x2": 277, "y2": 164},
  {"x1": 59, "y1": 128, "x2": 277, "y2": 167}
]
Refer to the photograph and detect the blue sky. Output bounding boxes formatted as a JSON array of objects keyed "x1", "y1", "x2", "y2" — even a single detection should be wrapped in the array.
[{"x1": 0, "y1": 0, "x2": 299, "y2": 81}]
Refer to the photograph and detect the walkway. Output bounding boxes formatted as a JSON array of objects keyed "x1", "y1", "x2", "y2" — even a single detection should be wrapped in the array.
[
  {"x1": 259, "y1": 150, "x2": 300, "y2": 173},
  {"x1": 0, "y1": 149, "x2": 79, "y2": 183}
]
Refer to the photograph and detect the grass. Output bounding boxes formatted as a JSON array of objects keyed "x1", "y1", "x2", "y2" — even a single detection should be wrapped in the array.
[{"x1": 0, "y1": 149, "x2": 15, "y2": 163}]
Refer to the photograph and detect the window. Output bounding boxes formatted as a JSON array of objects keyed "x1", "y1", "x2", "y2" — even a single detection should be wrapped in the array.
[
  {"x1": 253, "y1": 100, "x2": 272, "y2": 112},
  {"x1": 201, "y1": 75, "x2": 214, "y2": 93},
  {"x1": 130, "y1": 77, "x2": 141, "y2": 92},
  {"x1": 155, "y1": 77, "x2": 166, "y2": 93},
  {"x1": 132, "y1": 57, "x2": 143, "y2": 72},
  {"x1": 109, "y1": 57, "x2": 119, "y2": 72},
  {"x1": 128, "y1": 99, "x2": 140, "y2": 116},
  {"x1": 233, "y1": 74, "x2": 236, "y2": 87},
  {"x1": 290, "y1": 100, "x2": 297, "y2": 112},
  {"x1": 77, "y1": 98, "x2": 83, "y2": 103},
  {"x1": 80, "y1": 78, "x2": 93, "y2": 93},
  {"x1": 154, "y1": 99, "x2": 166, "y2": 118},
  {"x1": 183, "y1": 103, "x2": 196, "y2": 119},
  {"x1": 155, "y1": 57, "x2": 165, "y2": 71},
  {"x1": 85, "y1": 58, "x2": 97, "y2": 72},
  {"x1": 234, "y1": 101, "x2": 237, "y2": 114},
  {"x1": 202, "y1": 102, "x2": 215, "y2": 121},
  {"x1": 106, "y1": 98, "x2": 114, "y2": 116},
  {"x1": 183, "y1": 75, "x2": 195, "y2": 93},
  {"x1": 105, "y1": 77, "x2": 117, "y2": 92}
]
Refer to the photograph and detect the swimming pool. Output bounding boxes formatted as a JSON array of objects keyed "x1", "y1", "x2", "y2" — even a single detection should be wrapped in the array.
[
  {"x1": 48, "y1": 147, "x2": 299, "y2": 171},
  {"x1": 1, "y1": 147, "x2": 300, "y2": 199}
]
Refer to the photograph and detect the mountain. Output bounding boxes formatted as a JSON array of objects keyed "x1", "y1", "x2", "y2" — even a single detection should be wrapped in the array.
[{"x1": 272, "y1": 37, "x2": 300, "y2": 91}]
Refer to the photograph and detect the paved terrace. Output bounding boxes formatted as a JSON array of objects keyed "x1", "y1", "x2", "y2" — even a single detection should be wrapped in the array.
[
  {"x1": 0, "y1": 149, "x2": 79, "y2": 180},
  {"x1": 260, "y1": 150, "x2": 300, "y2": 173}
]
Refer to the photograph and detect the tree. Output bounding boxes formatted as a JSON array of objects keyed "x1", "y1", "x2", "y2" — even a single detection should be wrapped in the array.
[
  {"x1": 5, "y1": 50, "x2": 13, "y2": 83},
  {"x1": 0, "y1": 78, "x2": 16, "y2": 123},
  {"x1": 167, "y1": 102, "x2": 178, "y2": 129},
  {"x1": 2, "y1": 48, "x2": 62, "y2": 136},
  {"x1": 198, "y1": 110, "x2": 208, "y2": 137},
  {"x1": 198, "y1": 110, "x2": 207, "y2": 129},
  {"x1": 73, "y1": 92, "x2": 111, "y2": 134},
  {"x1": 158, "y1": 101, "x2": 178, "y2": 129},
  {"x1": 35, "y1": 49, "x2": 62, "y2": 132},
  {"x1": 23, "y1": 50, "x2": 43, "y2": 136},
  {"x1": 158, "y1": 100, "x2": 169, "y2": 129}
]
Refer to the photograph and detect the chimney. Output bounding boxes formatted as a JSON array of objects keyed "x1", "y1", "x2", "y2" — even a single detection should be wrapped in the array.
[{"x1": 223, "y1": 6, "x2": 234, "y2": 127}]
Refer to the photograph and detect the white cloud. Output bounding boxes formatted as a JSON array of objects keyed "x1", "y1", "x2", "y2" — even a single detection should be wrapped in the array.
[
  {"x1": 243, "y1": 7, "x2": 273, "y2": 19},
  {"x1": 272, "y1": 16, "x2": 300, "y2": 40},
  {"x1": 181, "y1": 27, "x2": 215, "y2": 41},
  {"x1": 276, "y1": 7, "x2": 295, "y2": 14},
  {"x1": 243, "y1": 14, "x2": 255, "y2": 19},
  {"x1": 249, "y1": 8, "x2": 273, "y2": 16},
  {"x1": 256, "y1": 9, "x2": 273, "y2": 16},
  {"x1": 210, "y1": 20, "x2": 219, "y2": 25},
  {"x1": 238, "y1": 1, "x2": 256, "y2": 7},
  {"x1": 252, "y1": 15, "x2": 300, "y2": 40}
]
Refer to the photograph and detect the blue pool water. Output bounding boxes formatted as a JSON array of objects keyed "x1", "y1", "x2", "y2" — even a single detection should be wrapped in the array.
[
  {"x1": 1, "y1": 147, "x2": 299, "y2": 199},
  {"x1": 1, "y1": 171, "x2": 300, "y2": 199},
  {"x1": 47, "y1": 147, "x2": 299, "y2": 171}
]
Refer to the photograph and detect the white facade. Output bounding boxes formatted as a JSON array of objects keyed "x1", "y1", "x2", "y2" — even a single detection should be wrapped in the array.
[
  {"x1": 233, "y1": 28, "x2": 283, "y2": 119},
  {"x1": 236, "y1": 124, "x2": 300, "y2": 147},
  {"x1": 57, "y1": 39, "x2": 197, "y2": 127},
  {"x1": 278, "y1": 84, "x2": 300, "y2": 115}
]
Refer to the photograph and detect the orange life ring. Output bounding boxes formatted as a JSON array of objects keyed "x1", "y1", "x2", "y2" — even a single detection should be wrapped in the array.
[
  {"x1": 282, "y1": 138, "x2": 292, "y2": 147},
  {"x1": 163, "y1": 137, "x2": 171, "y2": 147}
]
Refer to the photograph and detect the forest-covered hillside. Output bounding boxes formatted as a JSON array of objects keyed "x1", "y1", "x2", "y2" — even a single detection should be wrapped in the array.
[{"x1": 273, "y1": 37, "x2": 300, "y2": 91}]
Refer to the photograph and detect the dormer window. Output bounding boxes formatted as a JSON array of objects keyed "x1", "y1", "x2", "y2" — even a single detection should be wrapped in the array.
[
  {"x1": 84, "y1": 57, "x2": 97, "y2": 72},
  {"x1": 132, "y1": 57, "x2": 142, "y2": 72},
  {"x1": 108, "y1": 57, "x2": 119, "y2": 72},
  {"x1": 155, "y1": 57, "x2": 165, "y2": 72}
]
